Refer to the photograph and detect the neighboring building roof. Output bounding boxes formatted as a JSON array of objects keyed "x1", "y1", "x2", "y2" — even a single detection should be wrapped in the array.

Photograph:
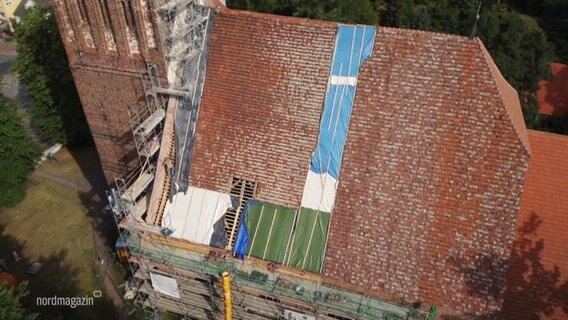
[
  {"x1": 537, "y1": 63, "x2": 568, "y2": 116},
  {"x1": 189, "y1": 9, "x2": 531, "y2": 315},
  {"x1": 501, "y1": 130, "x2": 568, "y2": 320},
  {"x1": 189, "y1": 9, "x2": 337, "y2": 207},
  {"x1": 13, "y1": 0, "x2": 49, "y2": 19},
  {"x1": 322, "y1": 28, "x2": 530, "y2": 315},
  {"x1": 0, "y1": 272, "x2": 19, "y2": 289}
]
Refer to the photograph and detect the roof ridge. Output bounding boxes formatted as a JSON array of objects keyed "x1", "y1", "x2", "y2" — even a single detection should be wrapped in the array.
[
  {"x1": 475, "y1": 38, "x2": 532, "y2": 157},
  {"x1": 376, "y1": 26, "x2": 474, "y2": 42},
  {"x1": 217, "y1": 7, "x2": 338, "y2": 28}
]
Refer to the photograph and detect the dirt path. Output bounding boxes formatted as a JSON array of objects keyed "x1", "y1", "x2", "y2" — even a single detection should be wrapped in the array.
[
  {"x1": 33, "y1": 170, "x2": 129, "y2": 320},
  {"x1": 33, "y1": 171, "x2": 90, "y2": 192}
]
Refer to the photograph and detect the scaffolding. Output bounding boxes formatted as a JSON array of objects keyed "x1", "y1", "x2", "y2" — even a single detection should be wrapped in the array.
[
  {"x1": 156, "y1": 1, "x2": 210, "y2": 63},
  {"x1": 137, "y1": 220, "x2": 222, "y2": 319},
  {"x1": 107, "y1": 1, "x2": 214, "y2": 318},
  {"x1": 125, "y1": 232, "x2": 434, "y2": 320}
]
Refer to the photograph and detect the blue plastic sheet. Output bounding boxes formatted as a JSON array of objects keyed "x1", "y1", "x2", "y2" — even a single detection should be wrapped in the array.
[
  {"x1": 310, "y1": 25, "x2": 376, "y2": 179},
  {"x1": 331, "y1": 25, "x2": 376, "y2": 77},
  {"x1": 232, "y1": 199, "x2": 258, "y2": 259}
]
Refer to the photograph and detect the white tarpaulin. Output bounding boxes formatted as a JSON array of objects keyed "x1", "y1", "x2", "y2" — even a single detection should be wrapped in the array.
[
  {"x1": 150, "y1": 272, "x2": 180, "y2": 298},
  {"x1": 162, "y1": 186, "x2": 232, "y2": 245},
  {"x1": 300, "y1": 171, "x2": 337, "y2": 212}
]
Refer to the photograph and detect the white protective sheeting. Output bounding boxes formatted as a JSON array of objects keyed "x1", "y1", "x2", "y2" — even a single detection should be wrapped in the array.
[
  {"x1": 150, "y1": 272, "x2": 180, "y2": 299},
  {"x1": 162, "y1": 187, "x2": 232, "y2": 245},
  {"x1": 300, "y1": 171, "x2": 337, "y2": 212},
  {"x1": 329, "y1": 75, "x2": 358, "y2": 86}
]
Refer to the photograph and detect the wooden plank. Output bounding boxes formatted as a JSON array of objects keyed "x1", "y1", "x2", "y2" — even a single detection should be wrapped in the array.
[
  {"x1": 135, "y1": 109, "x2": 166, "y2": 137},
  {"x1": 146, "y1": 96, "x2": 176, "y2": 225},
  {"x1": 122, "y1": 171, "x2": 154, "y2": 202}
]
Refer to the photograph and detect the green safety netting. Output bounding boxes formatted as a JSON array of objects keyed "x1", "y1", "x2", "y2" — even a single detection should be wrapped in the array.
[
  {"x1": 127, "y1": 233, "x2": 429, "y2": 319},
  {"x1": 286, "y1": 208, "x2": 330, "y2": 273}
]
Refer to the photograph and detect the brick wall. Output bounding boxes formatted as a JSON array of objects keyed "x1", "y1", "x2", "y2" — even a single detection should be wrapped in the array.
[{"x1": 51, "y1": 0, "x2": 167, "y2": 182}]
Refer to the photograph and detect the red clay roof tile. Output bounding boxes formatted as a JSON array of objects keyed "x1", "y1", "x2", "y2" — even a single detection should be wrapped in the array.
[
  {"x1": 537, "y1": 63, "x2": 568, "y2": 116},
  {"x1": 500, "y1": 130, "x2": 568, "y2": 320},
  {"x1": 189, "y1": 10, "x2": 337, "y2": 207},
  {"x1": 323, "y1": 27, "x2": 530, "y2": 315}
]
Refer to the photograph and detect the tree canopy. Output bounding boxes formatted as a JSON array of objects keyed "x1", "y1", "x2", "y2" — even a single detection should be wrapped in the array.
[
  {"x1": 229, "y1": 0, "x2": 381, "y2": 24},
  {"x1": 0, "y1": 95, "x2": 41, "y2": 208},
  {"x1": 507, "y1": 0, "x2": 568, "y2": 64},
  {"x1": 0, "y1": 282, "x2": 38, "y2": 320},
  {"x1": 13, "y1": 7, "x2": 91, "y2": 146}
]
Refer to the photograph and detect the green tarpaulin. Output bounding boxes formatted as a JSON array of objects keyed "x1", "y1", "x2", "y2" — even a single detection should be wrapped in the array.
[
  {"x1": 243, "y1": 203, "x2": 331, "y2": 273},
  {"x1": 286, "y1": 208, "x2": 330, "y2": 273},
  {"x1": 244, "y1": 202, "x2": 296, "y2": 264}
]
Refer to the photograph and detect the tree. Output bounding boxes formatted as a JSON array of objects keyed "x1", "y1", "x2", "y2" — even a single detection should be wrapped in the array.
[
  {"x1": 478, "y1": 7, "x2": 552, "y2": 93},
  {"x1": 12, "y1": 7, "x2": 91, "y2": 146},
  {"x1": 0, "y1": 282, "x2": 38, "y2": 320},
  {"x1": 227, "y1": 0, "x2": 380, "y2": 25},
  {"x1": 0, "y1": 95, "x2": 41, "y2": 208},
  {"x1": 540, "y1": 0, "x2": 568, "y2": 63},
  {"x1": 293, "y1": 0, "x2": 379, "y2": 24},
  {"x1": 382, "y1": 0, "x2": 414, "y2": 27}
]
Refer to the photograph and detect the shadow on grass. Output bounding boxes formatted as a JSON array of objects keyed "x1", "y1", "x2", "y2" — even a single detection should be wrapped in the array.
[
  {"x1": 66, "y1": 146, "x2": 132, "y2": 319},
  {"x1": 0, "y1": 224, "x2": 116, "y2": 319},
  {"x1": 443, "y1": 212, "x2": 568, "y2": 320},
  {"x1": 66, "y1": 146, "x2": 118, "y2": 248}
]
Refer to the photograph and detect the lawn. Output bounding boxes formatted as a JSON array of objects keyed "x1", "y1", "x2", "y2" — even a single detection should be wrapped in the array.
[
  {"x1": 36, "y1": 147, "x2": 106, "y2": 191},
  {"x1": 0, "y1": 147, "x2": 117, "y2": 319}
]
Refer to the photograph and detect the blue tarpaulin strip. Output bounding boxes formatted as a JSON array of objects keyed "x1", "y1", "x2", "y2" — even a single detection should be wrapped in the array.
[
  {"x1": 232, "y1": 199, "x2": 258, "y2": 259},
  {"x1": 331, "y1": 25, "x2": 376, "y2": 77},
  {"x1": 310, "y1": 25, "x2": 376, "y2": 178}
]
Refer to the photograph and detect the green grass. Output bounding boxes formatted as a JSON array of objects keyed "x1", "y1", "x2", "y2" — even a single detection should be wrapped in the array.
[
  {"x1": 0, "y1": 147, "x2": 116, "y2": 319},
  {"x1": 36, "y1": 147, "x2": 100, "y2": 189}
]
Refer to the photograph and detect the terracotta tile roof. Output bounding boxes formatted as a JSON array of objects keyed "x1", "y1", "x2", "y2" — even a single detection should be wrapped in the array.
[
  {"x1": 537, "y1": 63, "x2": 568, "y2": 116},
  {"x1": 478, "y1": 41, "x2": 531, "y2": 154},
  {"x1": 322, "y1": 28, "x2": 531, "y2": 315},
  {"x1": 188, "y1": 9, "x2": 533, "y2": 316},
  {"x1": 189, "y1": 9, "x2": 337, "y2": 207},
  {"x1": 500, "y1": 130, "x2": 568, "y2": 320}
]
